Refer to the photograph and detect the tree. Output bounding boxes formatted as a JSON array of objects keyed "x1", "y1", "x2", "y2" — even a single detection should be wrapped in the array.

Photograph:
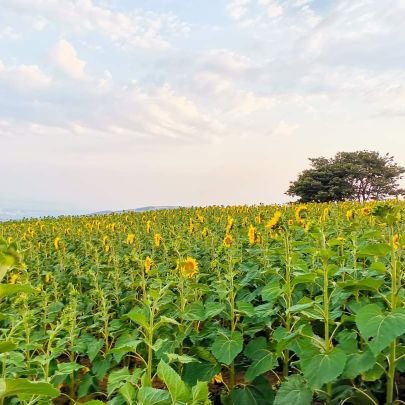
[{"x1": 287, "y1": 151, "x2": 405, "y2": 203}]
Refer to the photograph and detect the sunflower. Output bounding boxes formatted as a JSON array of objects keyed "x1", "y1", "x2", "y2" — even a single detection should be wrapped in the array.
[
  {"x1": 189, "y1": 218, "x2": 195, "y2": 234},
  {"x1": 294, "y1": 206, "x2": 307, "y2": 225},
  {"x1": 248, "y1": 225, "x2": 257, "y2": 245},
  {"x1": 361, "y1": 207, "x2": 371, "y2": 216},
  {"x1": 154, "y1": 233, "x2": 161, "y2": 247},
  {"x1": 226, "y1": 216, "x2": 234, "y2": 234},
  {"x1": 265, "y1": 211, "x2": 282, "y2": 229},
  {"x1": 10, "y1": 274, "x2": 19, "y2": 284},
  {"x1": 102, "y1": 236, "x2": 108, "y2": 246},
  {"x1": 146, "y1": 220, "x2": 152, "y2": 233},
  {"x1": 178, "y1": 257, "x2": 198, "y2": 279},
  {"x1": 224, "y1": 234, "x2": 233, "y2": 248},
  {"x1": 54, "y1": 237, "x2": 61, "y2": 250},
  {"x1": 393, "y1": 234, "x2": 400, "y2": 250},
  {"x1": 126, "y1": 233, "x2": 135, "y2": 245},
  {"x1": 144, "y1": 256, "x2": 153, "y2": 273},
  {"x1": 197, "y1": 213, "x2": 205, "y2": 223},
  {"x1": 211, "y1": 373, "x2": 224, "y2": 384},
  {"x1": 201, "y1": 227, "x2": 209, "y2": 237},
  {"x1": 346, "y1": 210, "x2": 354, "y2": 221}
]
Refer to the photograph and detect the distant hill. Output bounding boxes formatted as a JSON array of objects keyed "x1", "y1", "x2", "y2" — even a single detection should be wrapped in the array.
[
  {"x1": 0, "y1": 206, "x2": 180, "y2": 222},
  {"x1": 90, "y1": 206, "x2": 179, "y2": 215}
]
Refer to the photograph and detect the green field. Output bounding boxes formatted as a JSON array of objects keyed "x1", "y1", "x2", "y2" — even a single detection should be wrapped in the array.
[{"x1": 0, "y1": 201, "x2": 404, "y2": 404}]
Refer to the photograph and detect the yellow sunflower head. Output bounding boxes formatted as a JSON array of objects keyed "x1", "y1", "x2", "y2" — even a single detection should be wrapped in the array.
[
  {"x1": 346, "y1": 210, "x2": 354, "y2": 221},
  {"x1": 146, "y1": 220, "x2": 152, "y2": 233},
  {"x1": 294, "y1": 206, "x2": 307, "y2": 224},
  {"x1": 54, "y1": 237, "x2": 61, "y2": 250},
  {"x1": 126, "y1": 233, "x2": 135, "y2": 245},
  {"x1": 226, "y1": 216, "x2": 234, "y2": 233},
  {"x1": 248, "y1": 225, "x2": 257, "y2": 245},
  {"x1": 224, "y1": 234, "x2": 233, "y2": 248},
  {"x1": 179, "y1": 257, "x2": 198, "y2": 279},
  {"x1": 361, "y1": 207, "x2": 371, "y2": 216},
  {"x1": 265, "y1": 211, "x2": 282, "y2": 229},
  {"x1": 211, "y1": 373, "x2": 224, "y2": 384},
  {"x1": 154, "y1": 233, "x2": 161, "y2": 247},
  {"x1": 144, "y1": 256, "x2": 153, "y2": 273},
  {"x1": 10, "y1": 274, "x2": 19, "y2": 284},
  {"x1": 393, "y1": 234, "x2": 400, "y2": 250}
]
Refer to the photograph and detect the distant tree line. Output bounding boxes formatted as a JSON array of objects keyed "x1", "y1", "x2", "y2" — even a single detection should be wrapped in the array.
[{"x1": 286, "y1": 151, "x2": 405, "y2": 203}]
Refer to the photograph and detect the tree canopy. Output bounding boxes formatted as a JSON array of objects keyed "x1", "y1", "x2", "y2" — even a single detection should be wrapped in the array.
[{"x1": 286, "y1": 151, "x2": 405, "y2": 203}]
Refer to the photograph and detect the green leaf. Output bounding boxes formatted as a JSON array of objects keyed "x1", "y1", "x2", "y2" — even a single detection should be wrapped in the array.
[
  {"x1": 87, "y1": 338, "x2": 104, "y2": 362},
  {"x1": 244, "y1": 337, "x2": 277, "y2": 381},
  {"x1": 236, "y1": 301, "x2": 255, "y2": 317},
  {"x1": 81, "y1": 401, "x2": 105, "y2": 405},
  {"x1": 184, "y1": 302, "x2": 225, "y2": 321},
  {"x1": 204, "y1": 302, "x2": 225, "y2": 318},
  {"x1": 336, "y1": 330, "x2": 358, "y2": 354},
  {"x1": 137, "y1": 387, "x2": 170, "y2": 405},
  {"x1": 184, "y1": 303, "x2": 206, "y2": 321},
  {"x1": 357, "y1": 243, "x2": 391, "y2": 257},
  {"x1": 356, "y1": 304, "x2": 405, "y2": 355},
  {"x1": 158, "y1": 316, "x2": 180, "y2": 326},
  {"x1": 301, "y1": 347, "x2": 347, "y2": 389},
  {"x1": 191, "y1": 381, "x2": 210, "y2": 404},
  {"x1": 286, "y1": 302, "x2": 314, "y2": 314},
  {"x1": 56, "y1": 362, "x2": 82, "y2": 375},
  {"x1": 166, "y1": 353, "x2": 199, "y2": 364},
  {"x1": 337, "y1": 278, "x2": 384, "y2": 292},
  {"x1": 183, "y1": 362, "x2": 221, "y2": 386},
  {"x1": 119, "y1": 381, "x2": 136, "y2": 404},
  {"x1": 293, "y1": 273, "x2": 317, "y2": 286},
  {"x1": 225, "y1": 377, "x2": 274, "y2": 405},
  {"x1": 369, "y1": 262, "x2": 386, "y2": 274},
  {"x1": 342, "y1": 348, "x2": 376, "y2": 379},
  {"x1": 156, "y1": 360, "x2": 190, "y2": 403},
  {"x1": 0, "y1": 284, "x2": 34, "y2": 298},
  {"x1": 0, "y1": 378, "x2": 59, "y2": 399},
  {"x1": 126, "y1": 307, "x2": 149, "y2": 329},
  {"x1": 261, "y1": 280, "x2": 281, "y2": 303},
  {"x1": 211, "y1": 331, "x2": 243, "y2": 365},
  {"x1": 0, "y1": 342, "x2": 17, "y2": 353},
  {"x1": 108, "y1": 367, "x2": 132, "y2": 395},
  {"x1": 274, "y1": 375, "x2": 312, "y2": 405},
  {"x1": 362, "y1": 355, "x2": 385, "y2": 381}
]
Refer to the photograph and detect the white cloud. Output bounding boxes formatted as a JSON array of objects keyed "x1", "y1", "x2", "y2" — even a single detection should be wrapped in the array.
[
  {"x1": 272, "y1": 121, "x2": 299, "y2": 137},
  {"x1": 3, "y1": 0, "x2": 189, "y2": 49},
  {"x1": 0, "y1": 60, "x2": 51, "y2": 90},
  {"x1": 0, "y1": 26, "x2": 20, "y2": 40},
  {"x1": 227, "y1": 0, "x2": 252, "y2": 20},
  {"x1": 33, "y1": 17, "x2": 49, "y2": 31},
  {"x1": 51, "y1": 39, "x2": 87, "y2": 80}
]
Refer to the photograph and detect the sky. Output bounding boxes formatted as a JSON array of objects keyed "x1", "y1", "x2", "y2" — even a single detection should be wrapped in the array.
[{"x1": 1, "y1": 0, "x2": 405, "y2": 218}]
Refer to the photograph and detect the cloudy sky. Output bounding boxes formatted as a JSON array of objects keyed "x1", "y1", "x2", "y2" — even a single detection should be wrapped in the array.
[{"x1": 1, "y1": 0, "x2": 405, "y2": 218}]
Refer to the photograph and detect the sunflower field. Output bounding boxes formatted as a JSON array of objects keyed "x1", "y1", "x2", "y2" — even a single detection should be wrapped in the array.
[{"x1": 0, "y1": 201, "x2": 404, "y2": 405}]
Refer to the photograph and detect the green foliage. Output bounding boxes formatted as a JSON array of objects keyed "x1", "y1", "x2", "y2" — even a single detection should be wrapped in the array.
[
  {"x1": 287, "y1": 150, "x2": 405, "y2": 202},
  {"x1": 0, "y1": 201, "x2": 404, "y2": 404},
  {"x1": 356, "y1": 304, "x2": 405, "y2": 356},
  {"x1": 273, "y1": 375, "x2": 312, "y2": 405}
]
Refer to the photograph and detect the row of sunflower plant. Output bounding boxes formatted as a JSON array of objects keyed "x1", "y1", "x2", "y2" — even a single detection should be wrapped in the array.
[{"x1": 0, "y1": 200, "x2": 404, "y2": 404}]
